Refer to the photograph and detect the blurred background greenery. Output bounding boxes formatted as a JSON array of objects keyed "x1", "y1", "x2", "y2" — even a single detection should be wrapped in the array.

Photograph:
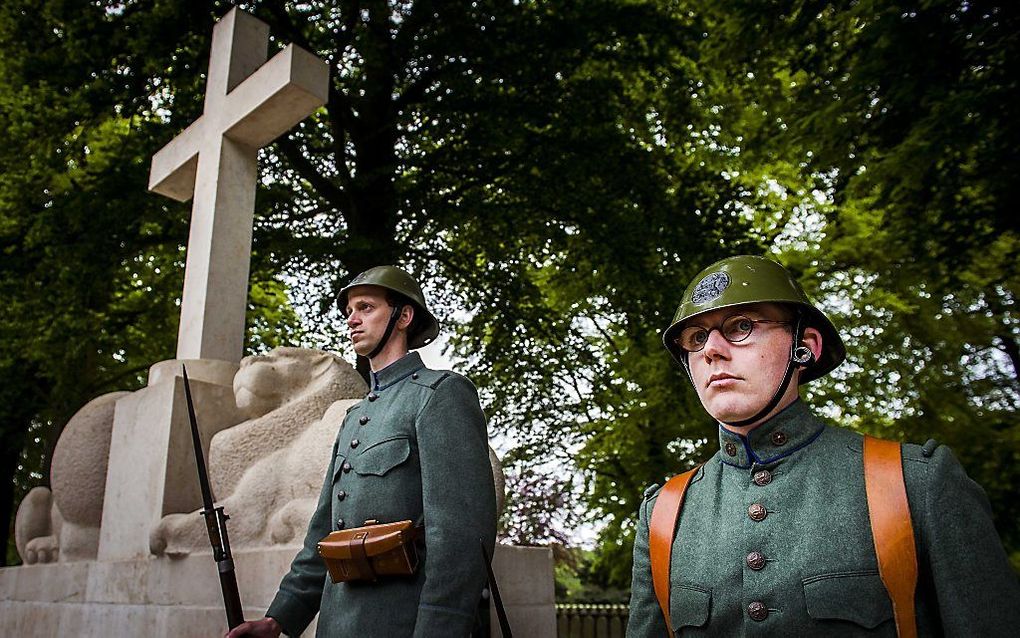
[{"x1": 2, "y1": 1, "x2": 1016, "y2": 588}]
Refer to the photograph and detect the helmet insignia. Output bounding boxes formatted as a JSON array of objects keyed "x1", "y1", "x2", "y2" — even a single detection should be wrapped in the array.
[{"x1": 691, "y1": 271, "x2": 730, "y2": 305}]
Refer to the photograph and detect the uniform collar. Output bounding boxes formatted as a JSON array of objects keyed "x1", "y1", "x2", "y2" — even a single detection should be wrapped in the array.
[
  {"x1": 370, "y1": 351, "x2": 425, "y2": 391},
  {"x1": 717, "y1": 399, "x2": 824, "y2": 469}
]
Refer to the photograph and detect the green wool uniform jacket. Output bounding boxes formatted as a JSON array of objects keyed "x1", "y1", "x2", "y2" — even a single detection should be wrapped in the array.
[
  {"x1": 266, "y1": 352, "x2": 497, "y2": 637},
  {"x1": 627, "y1": 400, "x2": 1020, "y2": 637}
]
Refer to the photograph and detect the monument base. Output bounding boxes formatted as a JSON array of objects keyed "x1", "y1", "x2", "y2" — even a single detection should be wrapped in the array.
[{"x1": 0, "y1": 544, "x2": 555, "y2": 637}]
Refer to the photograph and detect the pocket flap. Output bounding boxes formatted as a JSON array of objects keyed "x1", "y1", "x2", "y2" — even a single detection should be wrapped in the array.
[
  {"x1": 670, "y1": 584, "x2": 712, "y2": 631},
  {"x1": 355, "y1": 436, "x2": 412, "y2": 477},
  {"x1": 331, "y1": 452, "x2": 347, "y2": 481},
  {"x1": 803, "y1": 570, "x2": 893, "y2": 628}
]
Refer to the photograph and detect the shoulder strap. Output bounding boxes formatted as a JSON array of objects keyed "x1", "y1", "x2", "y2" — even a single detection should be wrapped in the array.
[
  {"x1": 863, "y1": 435, "x2": 918, "y2": 638},
  {"x1": 648, "y1": 464, "x2": 702, "y2": 638}
]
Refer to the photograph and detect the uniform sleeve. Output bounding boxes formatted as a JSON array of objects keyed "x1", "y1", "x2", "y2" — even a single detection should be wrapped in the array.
[
  {"x1": 265, "y1": 440, "x2": 337, "y2": 636},
  {"x1": 914, "y1": 444, "x2": 1020, "y2": 635},
  {"x1": 412, "y1": 375, "x2": 497, "y2": 638},
  {"x1": 626, "y1": 495, "x2": 669, "y2": 638}
]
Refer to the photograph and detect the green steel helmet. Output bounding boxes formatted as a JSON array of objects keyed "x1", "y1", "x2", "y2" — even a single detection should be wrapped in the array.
[
  {"x1": 662, "y1": 255, "x2": 845, "y2": 383},
  {"x1": 337, "y1": 265, "x2": 440, "y2": 349}
]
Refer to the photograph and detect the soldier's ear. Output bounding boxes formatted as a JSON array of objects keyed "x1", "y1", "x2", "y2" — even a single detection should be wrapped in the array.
[
  {"x1": 801, "y1": 327, "x2": 823, "y2": 363},
  {"x1": 397, "y1": 304, "x2": 415, "y2": 330}
]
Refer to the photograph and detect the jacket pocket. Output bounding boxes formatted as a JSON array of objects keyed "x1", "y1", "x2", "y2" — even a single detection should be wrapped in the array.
[
  {"x1": 670, "y1": 583, "x2": 712, "y2": 631},
  {"x1": 803, "y1": 570, "x2": 893, "y2": 628},
  {"x1": 355, "y1": 435, "x2": 412, "y2": 477}
]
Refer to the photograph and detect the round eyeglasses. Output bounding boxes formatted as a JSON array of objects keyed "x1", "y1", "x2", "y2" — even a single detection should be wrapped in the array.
[{"x1": 676, "y1": 314, "x2": 791, "y2": 353}]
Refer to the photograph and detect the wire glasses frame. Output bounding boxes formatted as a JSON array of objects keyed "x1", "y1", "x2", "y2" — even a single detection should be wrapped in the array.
[{"x1": 676, "y1": 314, "x2": 791, "y2": 353}]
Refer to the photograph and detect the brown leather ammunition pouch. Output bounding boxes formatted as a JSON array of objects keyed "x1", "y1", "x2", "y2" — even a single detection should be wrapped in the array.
[{"x1": 317, "y1": 519, "x2": 422, "y2": 583}]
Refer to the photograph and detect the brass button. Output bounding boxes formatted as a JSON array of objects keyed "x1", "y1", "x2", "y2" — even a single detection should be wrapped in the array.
[
  {"x1": 770, "y1": 431, "x2": 788, "y2": 446},
  {"x1": 359, "y1": 416, "x2": 370, "y2": 425},
  {"x1": 350, "y1": 439, "x2": 360, "y2": 449},
  {"x1": 724, "y1": 442, "x2": 737, "y2": 457},
  {"x1": 748, "y1": 503, "x2": 767, "y2": 521},
  {"x1": 336, "y1": 518, "x2": 345, "y2": 529},
  {"x1": 368, "y1": 393, "x2": 379, "y2": 402},
  {"x1": 342, "y1": 462, "x2": 352, "y2": 473},
  {"x1": 748, "y1": 601, "x2": 768, "y2": 621},
  {"x1": 753, "y1": 470, "x2": 772, "y2": 486},
  {"x1": 337, "y1": 490, "x2": 346, "y2": 501},
  {"x1": 746, "y1": 551, "x2": 766, "y2": 571}
]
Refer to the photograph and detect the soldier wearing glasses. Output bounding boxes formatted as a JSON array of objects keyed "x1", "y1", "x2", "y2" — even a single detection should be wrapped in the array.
[{"x1": 627, "y1": 255, "x2": 1019, "y2": 637}]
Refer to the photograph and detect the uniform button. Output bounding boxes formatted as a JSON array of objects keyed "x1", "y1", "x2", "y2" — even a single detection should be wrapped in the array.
[
  {"x1": 748, "y1": 503, "x2": 767, "y2": 521},
  {"x1": 336, "y1": 518, "x2": 345, "y2": 529},
  {"x1": 368, "y1": 393, "x2": 379, "y2": 402},
  {"x1": 350, "y1": 439, "x2": 360, "y2": 449},
  {"x1": 724, "y1": 442, "x2": 737, "y2": 457},
  {"x1": 337, "y1": 490, "x2": 346, "y2": 501},
  {"x1": 746, "y1": 551, "x2": 766, "y2": 571},
  {"x1": 753, "y1": 470, "x2": 772, "y2": 486},
  {"x1": 748, "y1": 601, "x2": 768, "y2": 621},
  {"x1": 770, "y1": 431, "x2": 788, "y2": 446},
  {"x1": 359, "y1": 415, "x2": 370, "y2": 425},
  {"x1": 343, "y1": 462, "x2": 352, "y2": 473},
  {"x1": 411, "y1": 372, "x2": 419, "y2": 380}
]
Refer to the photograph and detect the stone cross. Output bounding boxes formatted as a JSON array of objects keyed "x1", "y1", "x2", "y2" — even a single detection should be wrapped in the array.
[{"x1": 149, "y1": 8, "x2": 329, "y2": 363}]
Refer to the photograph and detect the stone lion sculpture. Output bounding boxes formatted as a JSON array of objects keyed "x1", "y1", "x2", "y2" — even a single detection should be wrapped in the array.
[
  {"x1": 15, "y1": 391, "x2": 130, "y2": 564},
  {"x1": 150, "y1": 347, "x2": 366, "y2": 554},
  {"x1": 150, "y1": 346, "x2": 506, "y2": 556}
]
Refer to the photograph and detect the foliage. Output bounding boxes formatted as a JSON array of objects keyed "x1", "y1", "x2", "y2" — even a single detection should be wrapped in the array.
[
  {"x1": 0, "y1": 0, "x2": 303, "y2": 564},
  {"x1": 2, "y1": 0, "x2": 1017, "y2": 588},
  {"x1": 696, "y1": 0, "x2": 1020, "y2": 563}
]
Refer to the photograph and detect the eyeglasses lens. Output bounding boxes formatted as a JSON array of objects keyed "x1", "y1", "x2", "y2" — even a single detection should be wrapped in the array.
[
  {"x1": 722, "y1": 315, "x2": 754, "y2": 342},
  {"x1": 678, "y1": 315, "x2": 756, "y2": 352}
]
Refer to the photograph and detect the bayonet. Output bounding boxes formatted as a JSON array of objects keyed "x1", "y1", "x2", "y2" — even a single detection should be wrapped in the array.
[{"x1": 182, "y1": 366, "x2": 244, "y2": 629}]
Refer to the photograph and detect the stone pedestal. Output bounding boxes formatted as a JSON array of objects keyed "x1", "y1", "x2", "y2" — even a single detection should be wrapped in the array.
[
  {"x1": 98, "y1": 359, "x2": 242, "y2": 562},
  {"x1": 490, "y1": 545, "x2": 557, "y2": 637},
  {"x1": 0, "y1": 545, "x2": 556, "y2": 637}
]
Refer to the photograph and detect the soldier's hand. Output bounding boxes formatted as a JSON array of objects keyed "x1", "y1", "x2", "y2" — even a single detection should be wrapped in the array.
[{"x1": 224, "y1": 616, "x2": 283, "y2": 638}]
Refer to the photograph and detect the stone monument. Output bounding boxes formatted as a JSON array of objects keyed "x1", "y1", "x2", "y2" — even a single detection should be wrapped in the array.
[{"x1": 0, "y1": 8, "x2": 555, "y2": 637}]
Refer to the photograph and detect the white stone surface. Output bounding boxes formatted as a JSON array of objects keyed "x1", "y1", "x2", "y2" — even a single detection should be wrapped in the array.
[
  {"x1": 97, "y1": 369, "x2": 243, "y2": 562},
  {"x1": 0, "y1": 545, "x2": 550, "y2": 637},
  {"x1": 148, "y1": 8, "x2": 329, "y2": 363},
  {"x1": 490, "y1": 545, "x2": 557, "y2": 637},
  {"x1": 150, "y1": 349, "x2": 365, "y2": 555}
]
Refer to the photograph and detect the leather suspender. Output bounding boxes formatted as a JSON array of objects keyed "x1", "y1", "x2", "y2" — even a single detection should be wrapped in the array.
[
  {"x1": 647, "y1": 437, "x2": 918, "y2": 637},
  {"x1": 648, "y1": 465, "x2": 702, "y2": 638},
  {"x1": 863, "y1": 435, "x2": 918, "y2": 638}
]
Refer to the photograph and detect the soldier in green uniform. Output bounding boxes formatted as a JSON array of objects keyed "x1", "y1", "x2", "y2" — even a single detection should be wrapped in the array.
[
  {"x1": 227, "y1": 266, "x2": 497, "y2": 638},
  {"x1": 627, "y1": 255, "x2": 1020, "y2": 636}
]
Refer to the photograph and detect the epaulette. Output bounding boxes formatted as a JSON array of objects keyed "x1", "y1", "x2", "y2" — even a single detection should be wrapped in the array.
[
  {"x1": 410, "y1": 368, "x2": 452, "y2": 390},
  {"x1": 642, "y1": 483, "x2": 661, "y2": 500},
  {"x1": 921, "y1": 438, "x2": 940, "y2": 458}
]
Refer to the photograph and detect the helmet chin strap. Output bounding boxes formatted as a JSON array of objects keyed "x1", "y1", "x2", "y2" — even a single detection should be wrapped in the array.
[
  {"x1": 685, "y1": 312, "x2": 812, "y2": 429},
  {"x1": 366, "y1": 305, "x2": 403, "y2": 360}
]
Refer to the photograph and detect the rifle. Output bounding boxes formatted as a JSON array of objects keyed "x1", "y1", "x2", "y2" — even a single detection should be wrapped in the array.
[{"x1": 182, "y1": 366, "x2": 245, "y2": 629}]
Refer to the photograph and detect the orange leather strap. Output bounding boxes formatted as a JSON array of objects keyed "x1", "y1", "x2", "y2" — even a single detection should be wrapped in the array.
[
  {"x1": 863, "y1": 436, "x2": 918, "y2": 638},
  {"x1": 649, "y1": 465, "x2": 702, "y2": 637}
]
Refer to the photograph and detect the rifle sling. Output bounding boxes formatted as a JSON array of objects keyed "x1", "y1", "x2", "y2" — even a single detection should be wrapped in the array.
[
  {"x1": 648, "y1": 465, "x2": 701, "y2": 638},
  {"x1": 864, "y1": 435, "x2": 918, "y2": 638}
]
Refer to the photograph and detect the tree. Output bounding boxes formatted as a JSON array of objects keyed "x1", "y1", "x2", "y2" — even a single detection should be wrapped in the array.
[
  {"x1": 694, "y1": 0, "x2": 1020, "y2": 565},
  {"x1": 3, "y1": 0, "x2": 755, "y2": 568},
  {"x1": 0, "y1": 0, "x2": 302, "y2": 564}
]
